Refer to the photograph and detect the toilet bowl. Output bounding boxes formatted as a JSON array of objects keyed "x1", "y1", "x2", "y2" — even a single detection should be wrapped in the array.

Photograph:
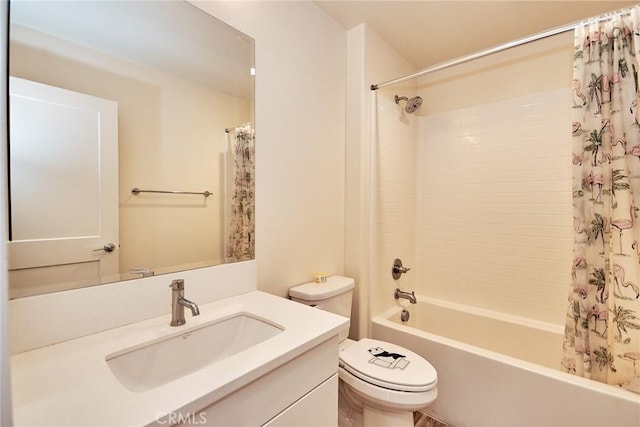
[{"x1": 289, "y1": 276, "x2": 438, "y2": 427}]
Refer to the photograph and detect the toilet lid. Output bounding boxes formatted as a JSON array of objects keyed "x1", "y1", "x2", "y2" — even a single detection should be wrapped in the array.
[{"x1": 339, "y1": 338, "x2": 437, "y2": 392}]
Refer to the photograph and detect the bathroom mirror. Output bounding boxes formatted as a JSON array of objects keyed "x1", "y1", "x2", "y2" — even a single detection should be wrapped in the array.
[{"x1": 7, "y1": 0, "x2": 255, "y2": 298}]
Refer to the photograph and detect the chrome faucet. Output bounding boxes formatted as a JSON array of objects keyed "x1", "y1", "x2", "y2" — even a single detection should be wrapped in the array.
[
  {"x1": 169, "y1": 279, "x2": 200, "y2": 326},
  {"x1": 394, "y1": 288, "x2": 417, "y2": 304}
]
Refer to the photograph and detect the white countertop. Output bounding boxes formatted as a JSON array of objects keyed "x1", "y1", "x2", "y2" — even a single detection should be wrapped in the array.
[{"x1": 11, "y1": 290, "x2": 349, "y2": 426}]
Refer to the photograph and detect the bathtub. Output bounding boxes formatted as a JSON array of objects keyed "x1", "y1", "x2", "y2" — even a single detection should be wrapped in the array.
[{"x1": 372, "y1": 297, "x2": 640, "y2": 427}]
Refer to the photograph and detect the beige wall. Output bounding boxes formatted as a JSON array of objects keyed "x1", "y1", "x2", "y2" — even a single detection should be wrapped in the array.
[
  {"x1": 8, "y1": 0, "x2": 576, "y2": 328},
  {"x1": 417, "y1": 32, "x2": 574, "y2": 113},
  {"x1": 9, "y1": 24, "x2": 250, "y2": 293},
  {"x1": 346, "y1": 24, "x2": 418, "y2": 337},
  {"x1": 350, "y1": 28, "x2": 576, "y2": 329},
  {"x1": 413, "y1": 33, "x2": 575, "y2": 325},
  {"x1": 416, "y1": 88, "x2": 572, "y2": 325},
  {"x1": 194, "y1": 1, "x2": 347, "y2": 297}
]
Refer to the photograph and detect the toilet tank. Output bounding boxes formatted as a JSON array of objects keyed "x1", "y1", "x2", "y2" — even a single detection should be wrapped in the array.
[{"x1": 289, "y1": 276, "x2": 354, "y2": 341}]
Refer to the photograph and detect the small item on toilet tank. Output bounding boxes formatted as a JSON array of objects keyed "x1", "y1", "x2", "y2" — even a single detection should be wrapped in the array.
[{"x1": 314, "y1": 273, "x2": 328, "y2": 283}]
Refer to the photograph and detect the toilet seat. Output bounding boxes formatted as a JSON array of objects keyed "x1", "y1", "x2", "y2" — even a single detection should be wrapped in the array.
[{"x1": 339, "y1": 338, "x2": 437, "y2": 393}]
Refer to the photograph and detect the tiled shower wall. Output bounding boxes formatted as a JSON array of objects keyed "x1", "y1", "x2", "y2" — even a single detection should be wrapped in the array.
[
  {"x1": 369, "y1": 87, "x2": 418, "y2": 320},
  {"x1": 415, "y1": 88, "x2": 572, "y2": 325}
]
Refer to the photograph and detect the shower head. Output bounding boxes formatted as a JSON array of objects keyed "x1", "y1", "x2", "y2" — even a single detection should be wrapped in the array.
[{"x1": 394, "y1": 94, "x2": 423, "y2": 113}]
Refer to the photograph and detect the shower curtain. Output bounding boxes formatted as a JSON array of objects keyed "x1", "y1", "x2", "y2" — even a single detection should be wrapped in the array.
[
  {"x1": 562, "y1": 7, "x2": 640, "y2": 393},
  {"x1": 226, "y1": 123, "x2": 255, "y2": 262}
]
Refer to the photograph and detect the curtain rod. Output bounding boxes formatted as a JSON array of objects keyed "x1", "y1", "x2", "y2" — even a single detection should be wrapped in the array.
[{"x1": 371, "y1": 6, "x2": 635, "y2": 90}]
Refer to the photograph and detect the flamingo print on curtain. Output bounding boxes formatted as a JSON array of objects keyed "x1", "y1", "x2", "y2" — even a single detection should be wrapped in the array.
[
  {"x1": 226, "y1": 123, "x2": 255, "y2": 262},
  {"x1": 562, "y1": 7, "x2": 640, "y2": 393}
]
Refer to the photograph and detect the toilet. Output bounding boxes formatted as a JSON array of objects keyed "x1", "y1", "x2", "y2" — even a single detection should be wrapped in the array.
[{"x1": 289, "y1": 276, "x2": 437, "y2": 427}]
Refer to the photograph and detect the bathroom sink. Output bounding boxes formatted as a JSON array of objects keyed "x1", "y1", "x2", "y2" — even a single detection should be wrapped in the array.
[{"x1": 106, "y1": 313, "x2": 283, "y2": 392}]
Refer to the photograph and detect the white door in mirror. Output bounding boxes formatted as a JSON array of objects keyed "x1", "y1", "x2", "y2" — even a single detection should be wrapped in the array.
[{"x1": 8, "y1": 77, "x2": 119, "y2": 294}]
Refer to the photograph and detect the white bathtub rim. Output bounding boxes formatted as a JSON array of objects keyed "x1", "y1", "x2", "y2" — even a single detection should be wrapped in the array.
[{"x1": 374, "y1": 301, "x2": 640, "y2": 404}]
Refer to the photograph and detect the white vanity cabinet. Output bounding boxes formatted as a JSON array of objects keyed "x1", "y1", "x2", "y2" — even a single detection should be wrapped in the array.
[
  {"x1": 11, "y1": 290, "x2": 348, "y2": 427},
  {"x1": 264, "y1": 375, "x2": 338, "y2": 427},
  {"x1": 183, "y1": 337, "x2": 339, "y2": 426}
]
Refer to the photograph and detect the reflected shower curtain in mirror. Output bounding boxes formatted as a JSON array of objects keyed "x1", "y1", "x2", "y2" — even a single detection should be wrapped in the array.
[
  {"x1": 226, "y1": 123, "x2": 255, "y2": 262},
  {"x1": 562, "y1": 7, "x2": 640, "y2": 393}
]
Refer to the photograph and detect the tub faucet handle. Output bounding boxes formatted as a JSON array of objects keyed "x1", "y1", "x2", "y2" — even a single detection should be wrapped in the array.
[{"x1": 392, "y1": 258, "x2": 411, "y2": 279}]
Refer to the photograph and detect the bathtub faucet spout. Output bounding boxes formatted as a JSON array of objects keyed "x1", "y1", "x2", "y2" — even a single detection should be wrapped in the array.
[{"x1": 394, "y1": 288, "x2": 417, "y2": 304}]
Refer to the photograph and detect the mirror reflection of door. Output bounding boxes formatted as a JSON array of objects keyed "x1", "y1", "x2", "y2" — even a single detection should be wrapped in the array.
[{"x1": 8, "y1": 77, "x2": 119, "y2": 298}]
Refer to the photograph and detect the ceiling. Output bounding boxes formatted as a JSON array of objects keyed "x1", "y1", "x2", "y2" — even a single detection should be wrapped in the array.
[{"x1": 314, "y1": 1, "x2": 639, "y2": 69}]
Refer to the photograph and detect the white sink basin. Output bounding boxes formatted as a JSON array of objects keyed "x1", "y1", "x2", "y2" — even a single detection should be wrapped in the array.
[{"x1": 106, "y1": 313, "x2": 283, "y2": 392}]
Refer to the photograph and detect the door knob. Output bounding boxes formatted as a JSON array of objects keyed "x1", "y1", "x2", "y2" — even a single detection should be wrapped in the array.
[{"x1": 93, "y1": 243, "x2": 116, "y2": 253}]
